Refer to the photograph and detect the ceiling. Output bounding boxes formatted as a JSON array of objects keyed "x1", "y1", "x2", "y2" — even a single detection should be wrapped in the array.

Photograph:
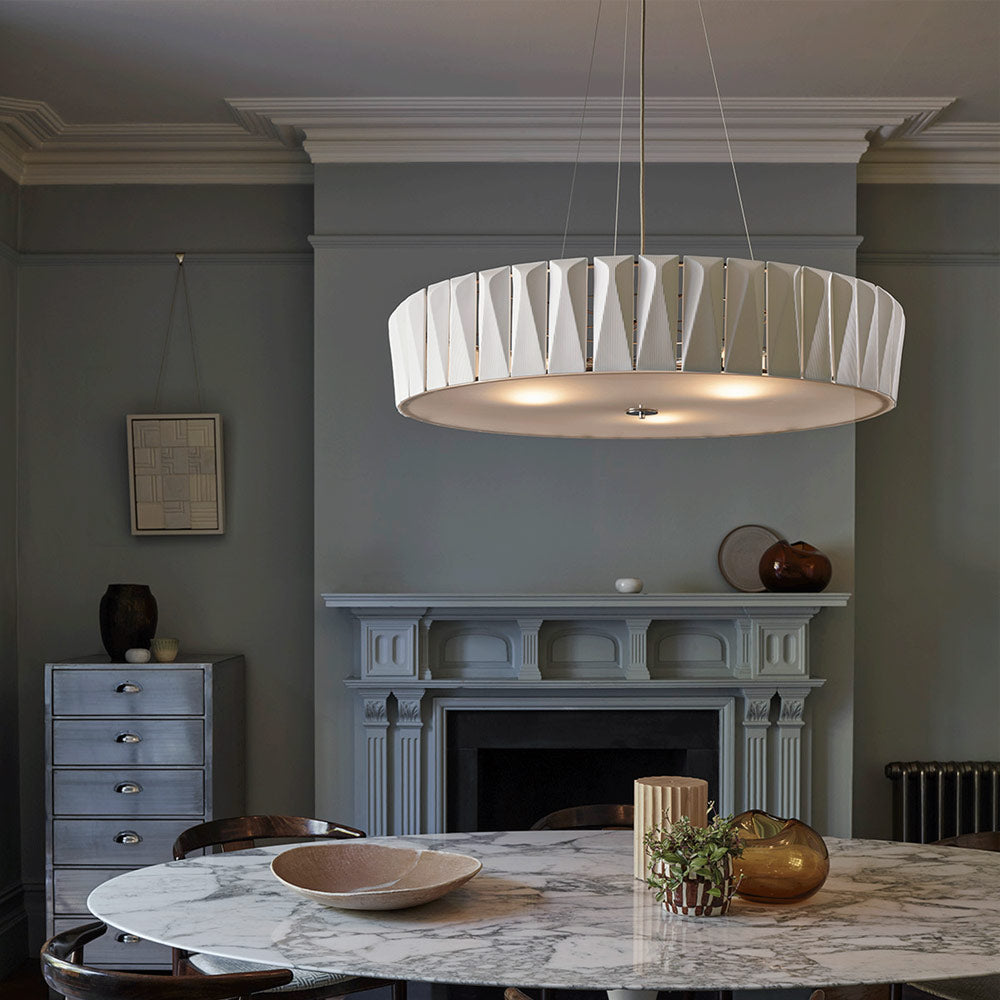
[{"x1": 0, "y1": 0, "x2": 997, "y2": 125}]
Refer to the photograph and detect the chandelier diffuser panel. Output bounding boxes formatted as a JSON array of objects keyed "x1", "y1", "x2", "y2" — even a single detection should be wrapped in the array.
[
  {"x1": 388, "y1": 254, "x2": 903, "y2": 438},
  {"x1": 386, "y1": 2, "x2": 904, "y2": 439}
]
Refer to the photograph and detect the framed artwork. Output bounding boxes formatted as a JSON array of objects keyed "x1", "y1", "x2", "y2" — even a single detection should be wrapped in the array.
[{"x1": 126, "y1": 413, "x2": 225, "y2": 535}]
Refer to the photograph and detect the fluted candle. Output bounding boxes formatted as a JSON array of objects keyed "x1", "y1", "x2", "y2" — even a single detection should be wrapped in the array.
[{"x1": 633, "y1": 775, "x2": 709, "y2": 879}]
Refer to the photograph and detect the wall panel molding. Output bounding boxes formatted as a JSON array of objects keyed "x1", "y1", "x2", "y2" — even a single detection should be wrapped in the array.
[
  {"x1": 310, "y1": 234, "x2": 863, "y2": 253},
  {"x1": 858, "y1": 251, "x2": 999, "y2": 267},
  {"x1": 16, "y1": 251, "x2": 313, "y2": 267}
]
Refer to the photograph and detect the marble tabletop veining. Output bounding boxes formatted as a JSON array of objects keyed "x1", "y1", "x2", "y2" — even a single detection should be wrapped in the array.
[{"x1": 87, "y1": 830, "x2": 1000, "y2": 991}]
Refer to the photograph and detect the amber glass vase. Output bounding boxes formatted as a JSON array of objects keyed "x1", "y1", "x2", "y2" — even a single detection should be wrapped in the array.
[{"x1": 732, "y1": 811, "x2": 829, "y2": 903}]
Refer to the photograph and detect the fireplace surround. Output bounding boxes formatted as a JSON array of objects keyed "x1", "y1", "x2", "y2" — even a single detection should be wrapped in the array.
[{"x1": 324, "y1": 593, "x2": 848, "y2": 835}]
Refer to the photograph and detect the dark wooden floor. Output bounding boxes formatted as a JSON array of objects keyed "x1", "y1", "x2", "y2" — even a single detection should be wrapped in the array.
[{"x1": 0, "y1": 960, "x2": 49, "y2": 999}]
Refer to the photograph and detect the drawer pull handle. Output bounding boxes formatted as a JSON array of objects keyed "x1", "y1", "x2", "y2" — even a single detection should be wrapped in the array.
[
  {"x1": 114, "y1": 831, "x2": 142, "y2": 845},
  {"x1": 114, "y1": 782, "x2": 142, "y2": 795},
  {"x1": 115, "y1": 933, "x2": 142, "y2": 944},
  {"x1": 115, "y1": 682, "x2": 142, "y2": 694},
  {"x1": 115, "y1": 732, "x2": 142, "y2": 744}
]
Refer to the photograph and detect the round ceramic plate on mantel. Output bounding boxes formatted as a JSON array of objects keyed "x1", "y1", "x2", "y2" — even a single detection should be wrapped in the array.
[{"x1": 717, "y1": 524, "x2": 782, "y2": 593}]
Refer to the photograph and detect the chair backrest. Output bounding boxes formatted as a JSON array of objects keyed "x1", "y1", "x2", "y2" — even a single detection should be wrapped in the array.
[
  {"x1": 933, "y1": 831, "x2": 1000, "y2": 852},
  {"x1": 808, "y1": 989, "x2": 892, "y2": 1000},
  {"x1": 41, "y1": 921, "x2": 293, "y2": 1000},
  {"x1": 529, "y1": 804, "x2": 634, "y2": 830},
  {"x1": 173, "y1": 814, "x2": 365, "y2": 859}
]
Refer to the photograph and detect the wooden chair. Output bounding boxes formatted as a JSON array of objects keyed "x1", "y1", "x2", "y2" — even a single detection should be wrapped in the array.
[
  {"x1": 905, "y1": 831, "x2": 1000, "y2": 1000},
  {"x1": 529, "y1": 804, "x2": 634, "y2": 830},
  {"x1": 172, "y1": 815, "x2": 405, "y2": 1000},
  {"x1": 41, "y1": 921, "x2": 293, "y2": 999},
  {"x1": 506, "y1": 982, "x2": 892, "y2": 1000},
  {"x1": 932, "y1": 831, "x2": 1000, "y2": 852}
]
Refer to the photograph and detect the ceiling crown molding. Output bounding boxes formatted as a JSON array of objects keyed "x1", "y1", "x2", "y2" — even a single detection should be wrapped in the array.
[
  {"x1": 231, "y1": 96, "x2": 957, "y2": 165},
  {"x1": 2, "y1": 95, "x2": 993, "y2": 184},
  {"x1": 860, "y1": 122, "x2": 1000, "y2": 184},
  {"x1": 0, "y1": 98, "x2": 311, "y2": 185}
]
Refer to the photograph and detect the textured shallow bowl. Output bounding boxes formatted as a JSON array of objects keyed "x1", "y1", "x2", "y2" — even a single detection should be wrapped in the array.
[{"x1": 270, "y1": 842, "x2": 482, "y2": 910}]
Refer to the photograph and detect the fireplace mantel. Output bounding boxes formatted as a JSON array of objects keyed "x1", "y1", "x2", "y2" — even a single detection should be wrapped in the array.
[{"x1": 326, "y1": 592, "x2": 848, "y2": 835}]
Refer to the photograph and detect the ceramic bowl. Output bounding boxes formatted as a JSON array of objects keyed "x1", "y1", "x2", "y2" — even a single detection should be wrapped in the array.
[
  {"x1": 150, "y1": 637, "x2": 179, "y2": 663},
  {"x1": 270, "y1": 842, "x2": 482, "y2": 910}
]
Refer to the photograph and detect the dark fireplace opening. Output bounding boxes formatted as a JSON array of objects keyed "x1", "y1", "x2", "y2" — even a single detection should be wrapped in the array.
[{"x1": 445, "y1": 708, "x2": 719, "y2": 832}]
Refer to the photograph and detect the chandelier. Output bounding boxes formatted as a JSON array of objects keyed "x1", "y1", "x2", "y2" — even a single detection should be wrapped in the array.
[{"x1": 387, "y1": 3, "x2": 904, "y2": 439}]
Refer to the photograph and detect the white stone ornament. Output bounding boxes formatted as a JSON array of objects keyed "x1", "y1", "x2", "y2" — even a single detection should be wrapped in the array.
[
  {"x1": 124, "y1": 648, "x2": 151, "y2": 663},
  {"x1": 614, "y1": 577, "x2": 644, "y2": 593}
]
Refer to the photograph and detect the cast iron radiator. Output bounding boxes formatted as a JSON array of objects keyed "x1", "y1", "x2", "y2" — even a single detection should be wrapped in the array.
[{"x1": 886, "y1": 761, "x2": 1000, "y2": 842}]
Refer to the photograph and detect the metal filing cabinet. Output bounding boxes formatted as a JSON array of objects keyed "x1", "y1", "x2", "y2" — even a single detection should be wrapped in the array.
[{"x1": 45, "y1": 655, "x2": 245, "y2": 967}]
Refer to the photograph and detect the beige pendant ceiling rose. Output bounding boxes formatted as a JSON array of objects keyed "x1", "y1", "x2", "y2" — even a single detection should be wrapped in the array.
[{"x1": 388, "y1": 254, "x2": 904, "y2": 438}]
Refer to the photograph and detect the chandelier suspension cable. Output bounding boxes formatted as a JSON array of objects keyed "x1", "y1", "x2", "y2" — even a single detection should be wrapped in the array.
[
  {"x1": 612, "y1": 0, "x2": 630, "y2": 255},
  {"x1": 561, "y1": 0, "x2": 604, "y2": 258},
  {"x1": 697, "y1": 0, "x2": 754, "y2": 261},
  {"x1": 639, "y1": 0, "x2": 646, "y2": 255}
]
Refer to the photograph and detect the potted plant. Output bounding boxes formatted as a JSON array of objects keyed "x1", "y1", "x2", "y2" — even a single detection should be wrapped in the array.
[{"x1": 644, "y1": 809, "x2": 744, "y2": 917}]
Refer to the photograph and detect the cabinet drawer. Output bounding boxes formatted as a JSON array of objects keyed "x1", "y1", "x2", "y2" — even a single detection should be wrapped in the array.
[
  {"x1": 53, "y1": 819, "x2": 195, "y2": 865},
  {"x1": 52, "y1": 719, "x2": 204, "y2": 766},
  {"x1": 51, "y1": 668, "x2": 204, "y2": 716},
  {"x1": 52, "y1": 868, "x2": 129, "y2": 914},
  {"x1": 54, "y1": 918, "x2": 170, "y2": 968},
  {"x1": 53, "y1": 769, "x2": 204, "y2": 816}
]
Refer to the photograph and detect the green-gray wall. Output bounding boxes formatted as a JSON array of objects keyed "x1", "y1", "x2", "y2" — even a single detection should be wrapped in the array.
[
  {"x1": 312, "y1": 163, "x2": 859, "y2": 839},
  {"x1": 0, "y1": 171, "x2": 24, "y2": 976},
  {"x1": 3, "y1": 168, "x2": 997, "y2": 969},
  {"x1": 14, "y1": 184, "x2": 316, "y2": 945},
  {"x1": 854, "y1": 184, "x2": 1000, "y2": 837}
]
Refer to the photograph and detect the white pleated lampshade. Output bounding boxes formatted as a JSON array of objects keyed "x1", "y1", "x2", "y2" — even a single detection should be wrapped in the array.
[{"x1": 387, "y1": 254, "x2": 904, "y2": 438}]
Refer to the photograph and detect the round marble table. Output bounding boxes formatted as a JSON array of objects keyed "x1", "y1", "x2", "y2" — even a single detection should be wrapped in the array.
[{"x1": 87, "y1": 830, "x2": 1000, "y2": 993}]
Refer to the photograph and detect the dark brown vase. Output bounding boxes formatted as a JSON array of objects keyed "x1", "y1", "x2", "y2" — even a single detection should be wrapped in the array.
[
  {"x1": 758, "y1": 540, "x2": 832, "y2": 593},
  {"x1": 99, "y1": 584, "x2": 158, "y2": 661}
]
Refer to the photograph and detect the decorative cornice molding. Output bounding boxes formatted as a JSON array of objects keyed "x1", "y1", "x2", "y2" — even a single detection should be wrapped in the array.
[
  {"x1": 0, "y1": 97, "x2": 311, "y2": 185},
  {"x1": 3, "y1": 94, "x2": 993, "y2": 184},
  {"x1": 860, "y1": 122, "x2": 1000, "y2": 184},
  {"x1": 234, "y1": 96, "x2": 955, "y2": 165}
]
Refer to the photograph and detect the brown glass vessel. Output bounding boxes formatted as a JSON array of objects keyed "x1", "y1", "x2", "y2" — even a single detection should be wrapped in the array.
[{"x1": 732, "y1": 810, "x2": 830, "y2": 903}]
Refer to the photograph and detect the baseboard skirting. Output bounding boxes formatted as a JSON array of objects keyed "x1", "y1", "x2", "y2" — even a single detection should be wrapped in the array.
[{"x1": 0, "y1": 882, "x2": 28, "y2": 978}]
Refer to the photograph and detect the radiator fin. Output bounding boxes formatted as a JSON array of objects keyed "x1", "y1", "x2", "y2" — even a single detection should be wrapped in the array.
[{"x1": 885, "y1": 761, "x2": 1000, "y2": 842}]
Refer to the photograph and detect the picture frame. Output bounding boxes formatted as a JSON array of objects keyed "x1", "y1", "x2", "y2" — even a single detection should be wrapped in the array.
[{"x1": 126, "y1": 413, "x2": 225, "y2": 535}]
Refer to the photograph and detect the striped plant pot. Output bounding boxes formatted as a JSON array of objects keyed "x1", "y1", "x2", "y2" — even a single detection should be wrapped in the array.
[{"x1": 661, "y1": 859, "x2": 737, "y2": 918}]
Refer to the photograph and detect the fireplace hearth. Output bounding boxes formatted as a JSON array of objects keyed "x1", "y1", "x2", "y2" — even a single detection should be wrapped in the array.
[{"x1": 325, "y1": 592, "x2": 847, "y2": 835}]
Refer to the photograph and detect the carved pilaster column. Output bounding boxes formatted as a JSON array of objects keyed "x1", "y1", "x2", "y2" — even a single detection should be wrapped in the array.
[
  {"x1": 740, "y1": 689, "x2": 775, "y2": 811},
  {"x1": 776, "y1": 686, "x2": 809, "y2": 819},
  {"x1": 360, "y1": 690, "x2": 391, "y2": 836},
  {"x1": 734, "y1": 618, "x2": 755, "y2": 678},
  {"x1": 516, "y1": 618, "x2": 543, "y2": 680},
  {"x1": 392, "y1": 689, "x2": 426, "y2": 835},
  {"x1": 418, "y1": 617, "x2": 432, "y2": 681},
  {"x1": 624, "y1": 619, "x2": 652, "y2": 680}
]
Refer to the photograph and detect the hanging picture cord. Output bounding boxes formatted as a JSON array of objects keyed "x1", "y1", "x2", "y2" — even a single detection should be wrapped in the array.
[{"x1": 153, "y1": 252, "x2": 204, "y2": 413}]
